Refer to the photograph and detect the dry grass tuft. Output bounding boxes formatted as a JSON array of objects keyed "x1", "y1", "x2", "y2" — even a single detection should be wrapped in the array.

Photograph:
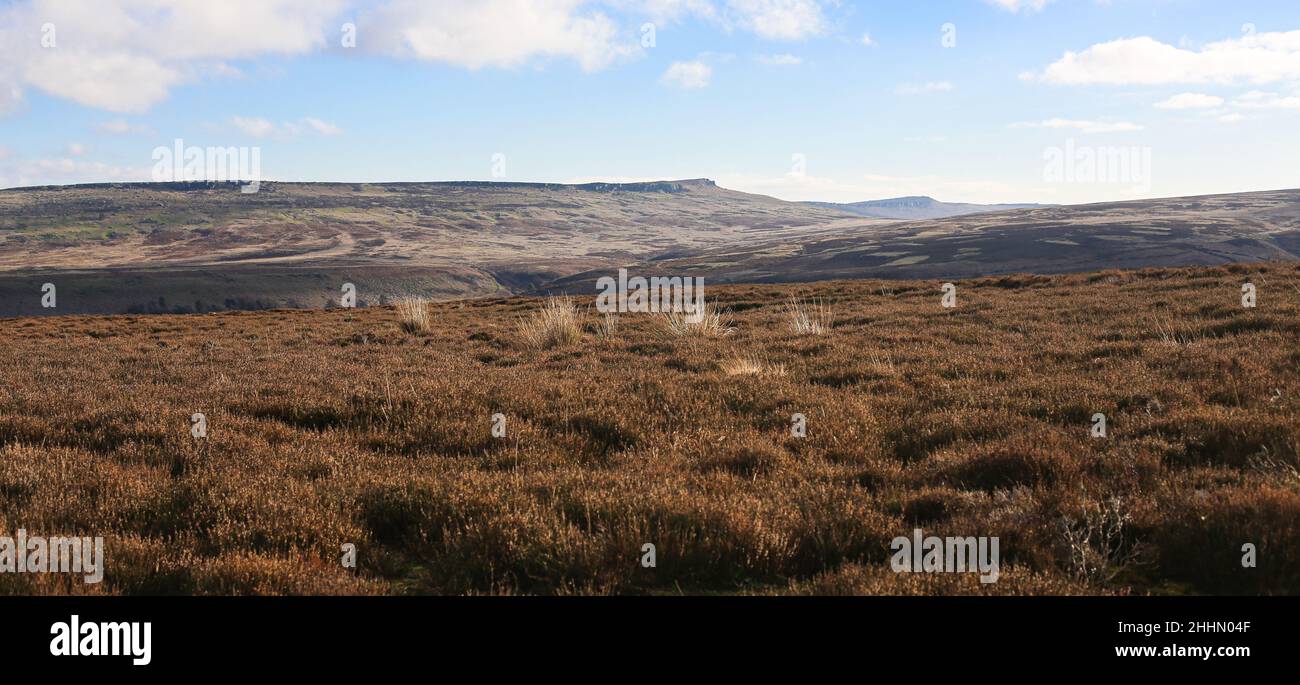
[
  {"x1": 395, "y1": 297, "x2": 431, "y2": 334},
  {"x1": 720, "y1": 354, "x2": 787, "y2": 377},
  {"x1": 1151, "y1": 312, "x2": 1200, "y2": 346},
  {"x1": 785, "y1": 295, "x2": 832, "y2": 335},
  {"x1": 656, "y1": 301, "x2": 734, "y2": 339},
  {"x1": 518, "y1": 296, "x2": 583, "y2": 349},
  {"x1": 593, "y1": 311, "x2": 619, "y2": 341}
]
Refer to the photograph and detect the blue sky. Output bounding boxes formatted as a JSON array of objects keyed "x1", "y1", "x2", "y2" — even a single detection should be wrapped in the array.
[{"x1": 1, "y1": 0, "x2": 1298, "y2": 204}]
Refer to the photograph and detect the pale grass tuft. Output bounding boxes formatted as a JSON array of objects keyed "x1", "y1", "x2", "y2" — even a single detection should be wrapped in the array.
[
  {"x1": 656, "y1": 301, "x2": 735, "y2": 339},
  {"x1": 395, "y1": 296, "x2": 431, "y2": 334},
  {"x1": 720, "y1": 354, "x2": 786, "y2": 377},
  {"x1": 594, "y1": 311, "x2": 619, "y2": 341},
  {"x1": 865, "y1": 349, "x2": 897, "y2": 376},
  {"x1": 518, "y1": 296, "x2": 583, "y2": 349},
  {"x1": 785, "y1": 295, "x2": 832, "y2": 335},
  {"x1": 1150, "y1": 312, "x2": 1200, "y2": 347}
]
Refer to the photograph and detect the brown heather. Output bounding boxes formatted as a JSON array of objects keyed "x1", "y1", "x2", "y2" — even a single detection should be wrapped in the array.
[{"x1": 1, "y1": 262, "x2": 1298, "y2": 595}]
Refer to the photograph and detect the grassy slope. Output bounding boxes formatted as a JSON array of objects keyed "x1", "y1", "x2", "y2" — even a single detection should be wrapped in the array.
[{"x1": 0, "y1": 262, "x2": 1297, "y2": 595}]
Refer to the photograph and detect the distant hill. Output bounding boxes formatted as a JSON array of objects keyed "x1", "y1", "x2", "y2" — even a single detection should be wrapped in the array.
[
  {"x1": 0, "y1": 178, "x2": 862, "y2": 315},
  {"x1": 808, "y1": 195, "x2": 1049, "y2": 220},
  {"x1": 545, "y1": 188, "x2": 1300, "y2": 292},
  {"x1": 3, "y1": 179, "x2": 1298, "y2": 316}
]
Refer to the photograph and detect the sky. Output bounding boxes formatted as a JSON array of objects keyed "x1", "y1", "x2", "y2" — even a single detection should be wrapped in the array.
[{"x1": 1, "y1": 0, "x2": 1298, "y2": 204}]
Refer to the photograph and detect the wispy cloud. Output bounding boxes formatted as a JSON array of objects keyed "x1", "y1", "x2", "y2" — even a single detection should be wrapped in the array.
[
  {"x1": 756, "y1": 53, "x2": 802, "y2": 66},
  {"x1": 230, "y1": 116, "x2": 344, "y2": 139},
  {"x1": 1010, "y1": 118, "x2": 1144, "y2": 133},
  {"x1": 1154, "y1": 93, "x2": 1224, "y2": 110},
  {"x1": 0, "y1": 155, "x2": 151, "y2": 189},
  {"x1": 985, "y1": 0, "x2": 1053, "y2": 13},
  {"x1": 96, "y1": 118, "x2": 153, "y2": 136},
  {"x1": 896, "y1": 81, "x2": 954, "y2": 94},
  {"x1": 661, "y1": 61, "x2": 712, "y2": 89},
  {"x1": 230, "y1": 116, "x2": 278, "y2": 139},
  {"x1": 726, "y1": 0, "x2": 828, "y2": 40},
  {"x1": 1233, "y1": 90, "x2": 1300, "y2": 109},
  {"x1": 302, "y1": 117, "x2": 344, "y2": 135}
]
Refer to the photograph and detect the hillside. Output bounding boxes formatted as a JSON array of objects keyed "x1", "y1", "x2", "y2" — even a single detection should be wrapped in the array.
[
  {"x1": 548, "y1": 188, "x2": 1300, "y2": 292},
  {"x1": 4, "y1": 181, "x2": 1300, "y2": 315},
  {"x1": 0, "y1": 179, "x2": 863, "y2": 315}
]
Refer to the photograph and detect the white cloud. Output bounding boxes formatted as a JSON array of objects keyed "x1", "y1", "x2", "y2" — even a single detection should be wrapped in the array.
[
  {"x1": 860, "y1": 32, "x2": 876, "y2": 47},
  {"x1": 636, "y1": 0, "x2": 717, "y2": 23},
  {"x1": 1232, "y1": 90, "x2": 1300, "y2": 109},
  {"x1": 1010, "y1": 118, "x2": 1144, "y2": 133},
  {"x1": 1154, "y1": 92, "x2": 1224, "y2": 109},
  {"x1": 985, "y1": 0, "x2": 1052, "y2": 12},
  {"x1": 0, "y1": 0, "x2": 650, "y2": 114},
  {"x1": 230, "y1": 116, "x2": 278, "y2": 139},
  {"x1": 303, "y1": 117, "x2": 344, "y2": 135},
  {"x1": 0, "y1": 79, "x2": 24, "y2": 115},
  {"x1": 1033, "y1": 31, "x2": 1300, "y2": 85},
  {"x1": 661, "y1": 61, "x2": 712, "y2": 88},
  {"x1": 360, "y1": 0, "x2": 636, "y2": 71},
  {"x1": 896, "y1": 81, "x2": 954, "y2": 94},
  {"x1": 0, "y1": 0, "x2": 836, "y2": 118},
  {"x1": 756, "y1": 53, "x2": 801, "y2": 66},
  {"x1": 20, "y1": 51, "x2": 184, "y2": 114},
  {"x1": 635, "y1": 0, "x2": 828, "y2": 40},
  {"x1": 726, "y1": 0, "x2": 827, "y2": 41},
  {"x1": 0, "y1": 0, "x2": 347, "y2": 113},
  {"x1": 96, "y1": 118, "x2": 153, "y2": 135},
  {"x1": 1218, "y1": 113, "x2": 1245, "y2": 123},
  {"x1": 0, "y1": 156, "x2": 152, "y2": 189},
  {"x1": 64, "y1": 142, "x2": 87, "y2": 156},
  {"x1": 230, "y1": 116, "x2": 344, "y2": 139}
]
